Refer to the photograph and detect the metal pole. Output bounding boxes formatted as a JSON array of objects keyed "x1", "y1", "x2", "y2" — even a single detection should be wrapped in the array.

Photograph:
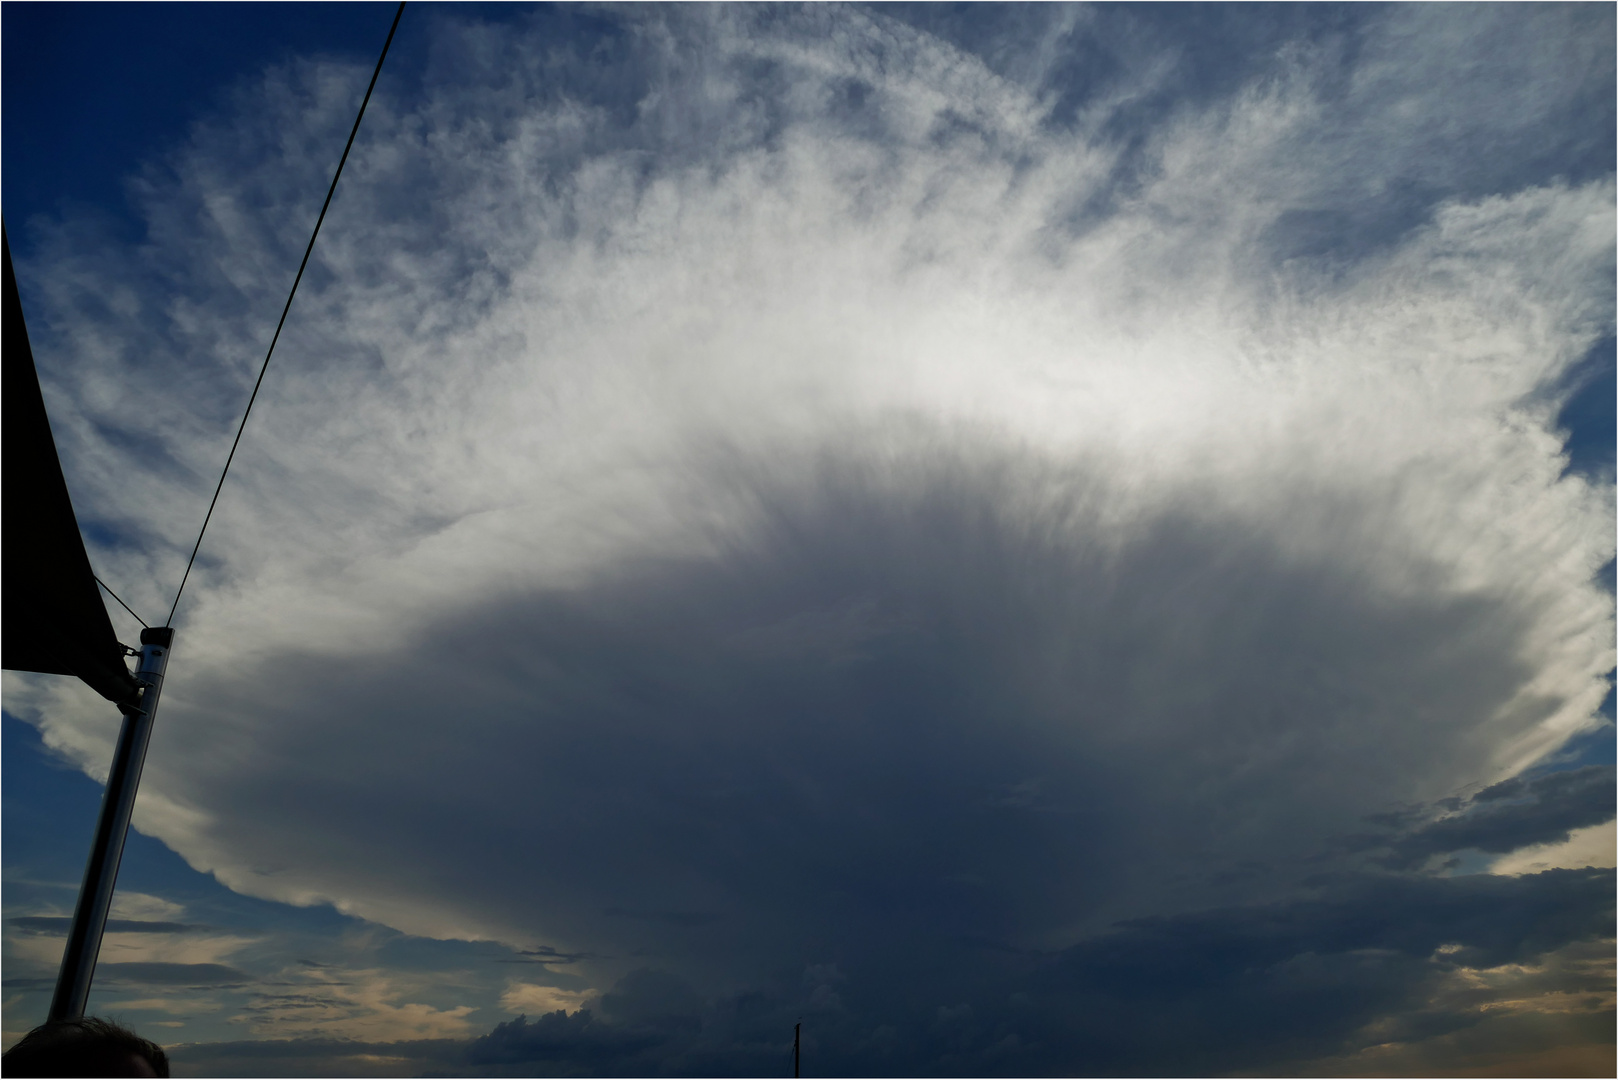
[
  {"x1": 794, "y1": 1020, "x2": 800, "y2": 1078},
  {"x1": 48, "y1": 627, "x2": 174, "y2": 1022}
]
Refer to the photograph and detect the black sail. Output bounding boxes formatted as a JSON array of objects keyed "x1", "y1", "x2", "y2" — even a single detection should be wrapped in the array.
[{"x1": 2, "y1": 226, "x2": 140, "y2": 706}]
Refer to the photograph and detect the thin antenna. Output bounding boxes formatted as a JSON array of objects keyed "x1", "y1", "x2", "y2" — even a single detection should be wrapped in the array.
[{"x1": 794, "y1": 1020, "x2": 801, "y2": 1078}]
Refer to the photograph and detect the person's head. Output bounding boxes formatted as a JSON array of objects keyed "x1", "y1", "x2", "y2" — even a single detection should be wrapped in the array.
[{"x1": 1, "y1": 1016, "x2": 169, "y2": 1078}]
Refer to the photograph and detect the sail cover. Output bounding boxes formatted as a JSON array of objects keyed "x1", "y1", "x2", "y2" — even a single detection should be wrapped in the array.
[{"x1": 2, "y1": 226, "x2": 140, "y2": 706}]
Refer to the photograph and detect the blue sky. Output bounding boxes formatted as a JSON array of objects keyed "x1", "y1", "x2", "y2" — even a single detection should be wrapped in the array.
[{"x1": 3, "y1": 4, "x2": 1614, "y2": 1076}]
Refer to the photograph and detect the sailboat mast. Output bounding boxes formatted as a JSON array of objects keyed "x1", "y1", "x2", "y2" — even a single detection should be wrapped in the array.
[{"x1": 48, "y1": 627, "x2": 175, "y2": 1021}]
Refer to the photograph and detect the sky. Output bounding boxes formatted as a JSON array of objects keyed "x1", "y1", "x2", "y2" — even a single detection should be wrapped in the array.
[{"x1": 2, "y1": 3, "x2": 1614, "y2": 1077}]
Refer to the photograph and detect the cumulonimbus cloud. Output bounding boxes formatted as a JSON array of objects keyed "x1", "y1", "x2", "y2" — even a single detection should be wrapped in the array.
[{"x1": 6, "y1": 5, "x2": 1612, "y2": 1069}]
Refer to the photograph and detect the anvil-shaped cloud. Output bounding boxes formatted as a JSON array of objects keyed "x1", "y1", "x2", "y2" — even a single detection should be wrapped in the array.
[{"x1": 7, "y1": 5, "x2": 1612, "y2": 1073}]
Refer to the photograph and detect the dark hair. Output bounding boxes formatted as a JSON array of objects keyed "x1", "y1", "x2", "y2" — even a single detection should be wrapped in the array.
[{"x1": 1, "y1": 1016, "x2": 169, "y2": 1078}]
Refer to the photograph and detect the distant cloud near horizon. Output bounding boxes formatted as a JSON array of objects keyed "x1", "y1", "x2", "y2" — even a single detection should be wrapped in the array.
[{"x1": 4, "y1": 4, "x2": 1612, "y2": 1074}]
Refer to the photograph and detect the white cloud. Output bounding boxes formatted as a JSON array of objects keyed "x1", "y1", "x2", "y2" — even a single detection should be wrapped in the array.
[
  {"x1": 1491, "y1": 821, "x2": 1617, "y2": 876},
  {"x1": 227, "y1": 967, "x2": 479, "y2": 1041},
  {"x1": 4, "y1": 925, "x2": 252, "y2": 971},
  {"x1": 500, "y1": 983, "x2": 592, "y2": 1016},
  {"x1": 6, "y1": 2, "x2": 1611, "y2": 1032},
  {"x1": 110, "y1": 893, "x2": 188, "y2": 922},
  {"x1": 1282, "y1": 938, "x2": 1616, "y2": 1077},
  {"x1": 95, "y1": 997, "x2": 222, "y2": 1018}
]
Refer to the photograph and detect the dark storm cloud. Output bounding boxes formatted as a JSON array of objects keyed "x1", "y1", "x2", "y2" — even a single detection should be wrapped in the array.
[
  {"x1": 6, "y1": 917, "x2": 203, "y2": 934},
  {"x1": 1349, "y1": 764, "x2": 1617, "y2": 869},
  {"x1": 167, "y1": 1037, "x2": 468, "y2": 1078},
  {"x1": 509, "y1": 945, "x2": 597, "y2": 965},
  {"x1": 469, "y1": 1005, "x2": 671, "y2": 1069},
  {"x1": 478, "y1": 871, "x2": 1614, "y2": 1077},
  {"x1": 195, "y1": 869, "x2": 1610, "y2": 1077},
  {"x1": 94, "y1": 962, "x2": 251, "y2": 986},
  {"x1": 977, "y1": 869, "x2": 1616, "y2": 1077},
  {"x1": 0, "y1": 979, "x2": 54, "y2": 992},
  {"x1": 172, "y1": 445, "x2": 1563, "y2": 954},
  {"x1": 604, "y1": 908, "x2": 724, "y2": 929},
  {"x1": 1044, "y1": 868, "x2": 1613, "y2": 998}
]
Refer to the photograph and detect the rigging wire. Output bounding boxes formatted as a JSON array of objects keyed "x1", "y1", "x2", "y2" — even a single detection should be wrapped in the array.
[
  {"x1": 166, "y1": 1, "x2": 406, "y2": 627},
  {"x1": 95, "y1": 576, "x2": 149, "y2": 629}
]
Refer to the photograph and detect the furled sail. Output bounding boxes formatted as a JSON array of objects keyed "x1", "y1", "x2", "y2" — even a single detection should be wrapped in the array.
[{"x1": 2, "y1": 226, "x2": 140, "y2": 707}]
